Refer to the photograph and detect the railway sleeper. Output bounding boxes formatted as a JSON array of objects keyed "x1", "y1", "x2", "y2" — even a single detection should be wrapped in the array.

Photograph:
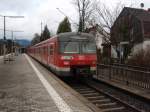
[
  {"x1": 98, "y1": 102, "x2": 117, "y2": 107},
  {"x1": 101, "y1": 106, "x2": 125, "y2": 112},
  {"x1": 73, "y1": 86, "x2": 88, "y2": 89},
  {"x1": 75, "y1": 88, "x2": 92, "y2": 91},
  {"x1": 98, "y1": 103, "x2": 121, "y2": 109},
  {"x1": 91, "y1": 99, "x2": 111, "y2": 103},
  {"x1": 88, "y1": 97, "x2": 107, "y2": 102},
  {"x1": 79, "y1": 90, "x2": 97, "y2": 94},
  {"x1": 76, "y1": 88, "x2": 94, "y2": 91},
  {"x1": 82, "y1": 93, "x2": 100, "y2": 97},
  {"x1": 87, "y1": 95, "x2": 105, "y2": 100}
]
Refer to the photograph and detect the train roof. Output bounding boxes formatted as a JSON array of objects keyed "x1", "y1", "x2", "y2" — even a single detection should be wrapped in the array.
[
  {"x1": 31, "y1": 32, "x2": 95, "y2": 47},
  {"x1": 57, "y1": 32, "x2": 95, "y2": 42}
]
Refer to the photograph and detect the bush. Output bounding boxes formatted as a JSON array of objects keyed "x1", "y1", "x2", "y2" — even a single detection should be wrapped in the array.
[{"x1": 127, "y1": 46, "x2": 150, "y2": 67}]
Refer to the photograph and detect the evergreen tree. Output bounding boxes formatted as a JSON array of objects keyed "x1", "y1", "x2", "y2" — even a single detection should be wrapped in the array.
[
  {"x1": 57, "y1": 17, "x2": 72, "y2": 34},
  {"x1": 41, "y1": 25, "x2": 50, "y2": 41},
  {"x1": 31, "y1": 33, "x2": 40, "y2": 45}
]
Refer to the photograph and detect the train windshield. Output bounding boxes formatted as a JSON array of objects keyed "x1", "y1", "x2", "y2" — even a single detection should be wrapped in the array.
[
  {"x1": 60, "y1": 42, "x2": 79, "y2": 53},
  {"x1": 60, "y1": 41, "x2": 96, "y2": 54},
  {"x1": 81, "y1": 42, "x2": 96, "y2": 53}
]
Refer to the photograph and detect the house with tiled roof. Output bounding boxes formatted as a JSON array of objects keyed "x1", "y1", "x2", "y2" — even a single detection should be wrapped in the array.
[{"x1": 111, "y1": 7, "x2": 150, "y2": 62}]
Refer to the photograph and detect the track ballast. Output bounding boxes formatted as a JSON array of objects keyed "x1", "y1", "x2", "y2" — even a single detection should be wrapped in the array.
[{"x1": 64, "y1": 77, "x2": 149, "y2": 112}]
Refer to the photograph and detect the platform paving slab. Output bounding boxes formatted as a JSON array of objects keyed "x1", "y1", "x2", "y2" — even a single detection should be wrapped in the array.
[
  {"x1": 0, "y1": 54, "x2": 58, "y2": 112},
  {"x1": 0, "y1": 54, "x2": 100, "y2": 112}
]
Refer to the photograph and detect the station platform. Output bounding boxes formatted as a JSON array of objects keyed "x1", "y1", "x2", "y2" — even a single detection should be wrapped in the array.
[{"x1": 0, "y1": 54, "x2": 100, "y2": 112}]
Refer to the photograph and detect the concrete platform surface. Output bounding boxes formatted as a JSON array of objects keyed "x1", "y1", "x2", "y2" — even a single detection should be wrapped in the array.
[
  {"x1": 0, "y1": 54, "x2": 99, "y2": 112},
  {"x1": 0, "y1": 56, "x2": 2, "y2": 59}
]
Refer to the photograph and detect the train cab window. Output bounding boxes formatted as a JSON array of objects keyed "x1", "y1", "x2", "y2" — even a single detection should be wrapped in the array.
[
  {"x1": 81, "y1": 42, "x2": 96, "y2": 53},
  {"x1": 60, "y1": 42, "x2": 79, "y2": 54}
]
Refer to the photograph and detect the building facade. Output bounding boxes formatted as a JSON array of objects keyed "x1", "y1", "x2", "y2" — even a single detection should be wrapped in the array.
[{"x1": 111, "y1": 7, "x2": 150, "y2": 61}]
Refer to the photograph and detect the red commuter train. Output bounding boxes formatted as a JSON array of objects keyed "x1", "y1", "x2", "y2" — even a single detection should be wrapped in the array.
[{"x1": 27, "y1": 32, "x2": 97, "y2": 77}]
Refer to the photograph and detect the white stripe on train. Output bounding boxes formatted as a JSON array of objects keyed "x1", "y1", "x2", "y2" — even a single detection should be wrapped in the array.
[{"x1": 49, "y1": 63, "x2": 96, "y2": 72}]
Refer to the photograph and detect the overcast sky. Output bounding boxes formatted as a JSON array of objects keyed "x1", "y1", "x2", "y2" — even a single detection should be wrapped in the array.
[{"x1": 0, "y1": 0, "x2": 149, "y2": 40}]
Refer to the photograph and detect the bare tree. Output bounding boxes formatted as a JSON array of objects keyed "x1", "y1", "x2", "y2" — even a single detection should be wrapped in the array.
[
  {"x1": 72, "y1": 0, "x2": 95, "y2": 32},
  {"x1": 91, "y1": 1, "x2": 125, "y2": 43},
  {"x1": 86, "y1": 1, "x2": 126, "y2": 64}
]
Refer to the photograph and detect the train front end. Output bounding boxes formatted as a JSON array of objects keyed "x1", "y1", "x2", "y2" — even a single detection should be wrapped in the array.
[{"x1": 57, "y1": 32, "x2": 97, "y2": 77}]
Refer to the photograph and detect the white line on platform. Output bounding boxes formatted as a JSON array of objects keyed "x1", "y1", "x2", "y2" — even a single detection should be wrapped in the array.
[{"x1": 25, "y1": 54, "x2": 73, "y2": 112}]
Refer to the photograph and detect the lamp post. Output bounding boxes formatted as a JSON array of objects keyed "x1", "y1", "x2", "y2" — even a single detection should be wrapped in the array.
[
  {"x1": 0, "y1": 15, "x2": 24, "y2": 63},
  {"x1": 11, "y1": 30, "x2": 23, "y2": 58},
  {"x1": 0, "y1": 29, "x2": 23, "y2": 60}
]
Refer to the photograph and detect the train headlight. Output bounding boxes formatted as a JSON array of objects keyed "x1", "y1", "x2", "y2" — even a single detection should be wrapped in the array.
[{"x1": 61, "y1": 56, "x2": 73, "y2": 60}]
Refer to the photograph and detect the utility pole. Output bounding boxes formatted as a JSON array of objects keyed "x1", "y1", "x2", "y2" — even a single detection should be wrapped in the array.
[
  {"x1": 11, "y1": 30, "x2": 23, "y2": 58},
  {"x1": 11, "y1": 31, "x2": 13, "y2": 57},
  {"x1": 41, "y1": 22, "x2": 43, "y2": 34},
  {"x1": 0, "y1": 29, "x2": 23, "y2": 60},
  {"x1": 3, "y1": 16, "x2": 6, "y2": 62},
  {"x1": 0, "y1": 15, "x2": 24, "y2": 63},
  {"x1": 4, "y1": 16, "x2": 6, "y2": 40}
]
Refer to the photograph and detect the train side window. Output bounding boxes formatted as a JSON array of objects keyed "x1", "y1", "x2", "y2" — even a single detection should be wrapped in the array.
[
  {"x1": 45, "y1": 46, "x2": 47, "y2": 54},
  {"x1": 39, "y1": 48, "x2": 40, "y2": 53},
  {"x1": 42, "y1": 47, "x2": 43, "y2": 53},
  {"x1": 40, "y1": 47, "x2": 42, "y2": 53},
  {"x1": 43, "y1": 47, "x2": 45, "y2": 53},
  {"x1": 50, "y1": 45, "x2": 54, "y2": 55}
]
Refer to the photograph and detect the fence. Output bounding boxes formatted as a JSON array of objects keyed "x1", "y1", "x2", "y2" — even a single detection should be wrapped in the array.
[
  {"x1": 96, "y1": 64, "x2": 150, "y2": 90},
  {"x1": 111, "y1": 63, "x2": 150, "y2": 71}
]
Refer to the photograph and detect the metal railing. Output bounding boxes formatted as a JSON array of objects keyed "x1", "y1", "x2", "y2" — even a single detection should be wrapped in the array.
[
  {"x1": 96, "y1": 64, "x2": 150, "y2": 90},
  {"x1": 111, "y1": 63, "x2": 150, "y2": 71}
]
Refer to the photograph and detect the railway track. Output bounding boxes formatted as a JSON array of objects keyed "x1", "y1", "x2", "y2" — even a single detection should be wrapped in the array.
[{"x1": 64, "y1": 78, "x2": 149, "y2": 112}]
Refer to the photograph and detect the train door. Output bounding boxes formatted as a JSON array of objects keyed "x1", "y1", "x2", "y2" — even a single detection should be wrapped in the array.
[
  {"x1": 46, "y1": 45, "x2": 49, "y2": 65},
  {"x1": 43, "y1": 46, "x2": 46, "y2": 64},
  {"x1": 42, "y1": 46, "x2": 44, "y2": 63},
  {"x1": 40, "y1": 47, "x2": 43, "y2": 62},
  {"x1": 38, "y1": 47, "x2": 40, "y2": 61},
  {"x1": 48, "y1": 45, "x2": 50, "y2": 65},
  {"x1": 43, "y1": 46, "x2": 47, "y2": 64},
  {"x1": 53, "y1": 42, "x2": 56, "y2": 68},
  {"x1": 49, "y1": 43, "x2": 54, "y2": 69}
]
